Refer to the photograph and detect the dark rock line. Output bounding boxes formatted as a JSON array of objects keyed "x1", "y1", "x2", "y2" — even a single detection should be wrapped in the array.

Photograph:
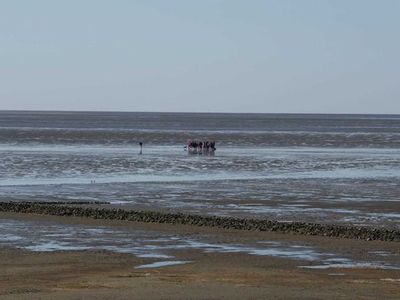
[{"x1": 0, "y1": 202, "x2": 398, "y2": 242}]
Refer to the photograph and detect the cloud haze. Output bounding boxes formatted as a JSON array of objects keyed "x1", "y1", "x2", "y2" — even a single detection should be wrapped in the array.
[{"x1": 1, "y1": 0, "x2": 399, "y2": 113}]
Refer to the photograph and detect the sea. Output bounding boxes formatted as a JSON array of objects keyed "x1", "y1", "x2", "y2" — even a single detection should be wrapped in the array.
[{"x1": 0, "y1": 111, "x2": 399, "y2": 229}]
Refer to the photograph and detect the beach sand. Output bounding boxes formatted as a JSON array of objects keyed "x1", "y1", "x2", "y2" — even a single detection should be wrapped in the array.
[{"x1": 1, "y1": 212, "x2": 400, "y2": 299}]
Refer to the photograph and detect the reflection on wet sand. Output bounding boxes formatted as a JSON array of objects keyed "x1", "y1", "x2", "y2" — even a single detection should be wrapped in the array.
[
  {"x1": 0, "y1": 145, "x2": 399, "y2": 228},
  {"x1": 1, "y1": 218, "x2": 399, "y2": 270}
]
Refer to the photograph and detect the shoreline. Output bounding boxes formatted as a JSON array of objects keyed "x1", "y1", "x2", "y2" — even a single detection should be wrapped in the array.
[
  {"x1": 0, "y1": 202, "x2": 399, "y2": 242},
  {"x1": 1, "y1": 211, "x2": 400, "y2": 299}
]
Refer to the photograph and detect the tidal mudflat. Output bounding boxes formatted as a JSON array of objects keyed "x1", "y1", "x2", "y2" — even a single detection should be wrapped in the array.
[
  {"x1": 1, "y1": 112, "x2": 400, "y2": 299},
  {"x1": 1, "y1": 215, "x2": 399, "y2": 270},
  {"x1": 1, "y1": 112, "x2": 400, "y2": 228},
  {"x1": 1, "y1": 212, "x2": 400, "y2": 299}
]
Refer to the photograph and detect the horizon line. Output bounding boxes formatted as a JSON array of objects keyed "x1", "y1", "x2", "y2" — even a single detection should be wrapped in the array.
[{"x1": 0, "y1": 109, "x2": 399, "y2": 116}]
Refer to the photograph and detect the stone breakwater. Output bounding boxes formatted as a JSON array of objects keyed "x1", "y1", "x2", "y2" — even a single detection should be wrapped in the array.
[{"x1": 0, "y1": 202, "x2": 399, "y2": 242}]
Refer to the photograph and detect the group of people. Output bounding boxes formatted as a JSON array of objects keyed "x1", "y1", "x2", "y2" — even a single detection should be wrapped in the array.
[
  {"x1": 137, "y1": 140, "x2": 216, "y2": 155},
  {"x1": 185, "y1": 140, "x2": 216, "y2": 154}
]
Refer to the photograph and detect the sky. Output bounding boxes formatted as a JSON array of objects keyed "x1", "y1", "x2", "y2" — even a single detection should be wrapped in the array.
[{"x1": 0, "y1": 0, "x2": 399, "y2": 114}]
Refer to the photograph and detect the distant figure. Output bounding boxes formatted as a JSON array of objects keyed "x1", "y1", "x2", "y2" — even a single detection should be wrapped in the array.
[
  {"x1": 210, "y1": 141, "x2": 216, "y2": 151},
  {"x1": 185, "y1": 140, "x2": 216, "y2": 155},
  {"x1": 139, "y1": 142, "x2": 143, "y2": 154}
]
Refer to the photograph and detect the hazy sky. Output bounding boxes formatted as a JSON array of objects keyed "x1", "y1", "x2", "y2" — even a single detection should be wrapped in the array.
[{"x1": 1, "y1": 0, "x2": 399, "y2": 113}]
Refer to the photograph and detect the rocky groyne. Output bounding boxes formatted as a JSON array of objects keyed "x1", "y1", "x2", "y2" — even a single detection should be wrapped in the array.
[{"x1": 0, "y1": 202, "x2": 399, "y2": 242}]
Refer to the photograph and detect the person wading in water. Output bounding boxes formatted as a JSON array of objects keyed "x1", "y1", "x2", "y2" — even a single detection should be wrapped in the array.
[{"x1": 139, "y1": 142, "x2": 143, "y2": 154}]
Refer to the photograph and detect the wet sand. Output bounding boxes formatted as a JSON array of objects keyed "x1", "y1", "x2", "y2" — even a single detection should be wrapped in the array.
[{"x1": 1, "y1": 212, "x2": 399, "y2": 299}]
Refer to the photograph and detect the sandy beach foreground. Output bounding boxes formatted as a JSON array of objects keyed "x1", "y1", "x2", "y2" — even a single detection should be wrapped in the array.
[{"x1": 1, "y1": 212, "x2": 399, "y2": 300}]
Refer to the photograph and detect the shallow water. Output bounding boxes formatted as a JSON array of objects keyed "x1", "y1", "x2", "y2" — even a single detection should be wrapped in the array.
[
  {"x1": 0, "y1": 112, "x2": 399, "y2": 227},
  {"x1": 1, "y1": 218, "x2": 398, "y2": 270},
  {"x1": 135, "y1": 261, "x2": 192, "y2": 269}
]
